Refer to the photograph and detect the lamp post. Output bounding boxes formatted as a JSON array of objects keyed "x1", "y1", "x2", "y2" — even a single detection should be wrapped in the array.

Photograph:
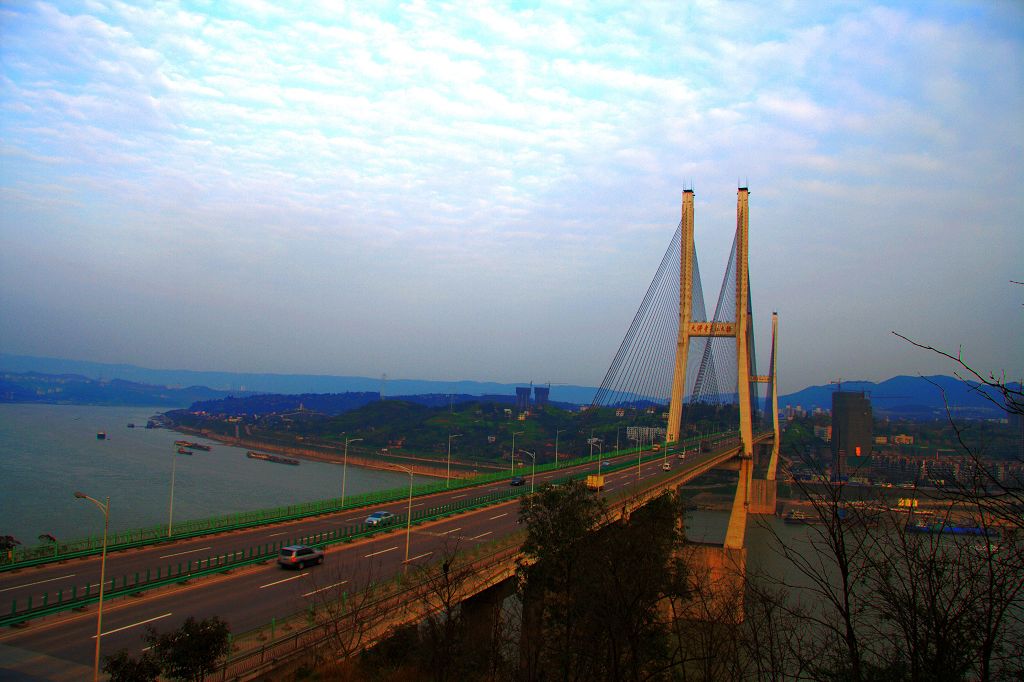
[
  {"x1": 74, "y1": 491, "x2": 109, "y2": 682},
  {"x1": 511, "y1": 431, "x2": 524, "y2": 476},
  {"x1": 520, "y1": 450, "x2": 537, "y2": 493},
  {"x1": 637, "y1": 431, "x2": 645, "y2": 480},
  {"x1": 168, "y1": 444, "x2": 177, "y2": 538},
  {"x1": 554, "y1": 429, "x2": 566, "y2": 468},
  {"x1": 395, "y1": 464, "x2": 415, "y2": 571},
  {"x1": 446, "y1": 433, "x2": 462, "y2": 488},
  {"x1": 341, "y1": 436, "x2": 363, "y2": 510}
]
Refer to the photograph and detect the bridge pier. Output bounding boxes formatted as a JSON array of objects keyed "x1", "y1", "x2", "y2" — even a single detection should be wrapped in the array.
[
  {"x1": 679, "y1": 543, "x2": 747, "y2": 624},
  {"x1": 749, "y1": 478, "x2": 777, "y2": 515}
]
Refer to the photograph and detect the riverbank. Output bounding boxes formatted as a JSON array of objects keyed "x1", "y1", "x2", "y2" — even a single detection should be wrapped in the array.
[{"x1": 168, "y1": 425, "x2": 478, "y2": 479}]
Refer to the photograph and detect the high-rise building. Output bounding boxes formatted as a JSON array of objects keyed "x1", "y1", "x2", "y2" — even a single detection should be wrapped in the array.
[
  {"x1": 832, "y1": 391, "x2": 872, "y2": 471},
  {"x1": 533, "y1": 385, "x2": 550, "y2": 409},
  {"x1": 515, "y1": 387, "x2": 531, "y2": 413}
]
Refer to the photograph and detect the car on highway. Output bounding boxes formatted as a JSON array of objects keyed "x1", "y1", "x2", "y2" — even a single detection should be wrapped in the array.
[
  {"x1": 365, "y1": 510, "x2": 396, "y2": 526},
  {"x1": 661, "y1": 462, "x2": 672, "y2": 471},
  {"x1": 277, "y1": 544, "x2": 324, "y2": 569},
  {"x1": 510, "y1": 476, "x2": 526, "y2": 486}
]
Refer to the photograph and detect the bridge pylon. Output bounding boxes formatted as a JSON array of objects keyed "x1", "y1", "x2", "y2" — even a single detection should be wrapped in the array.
[
  {"x1": 666, "y1": 188, "x2": 756, "y2": 458},
  {"x1": 750, "y1": 312, "x2": 780, "y2": 515}
]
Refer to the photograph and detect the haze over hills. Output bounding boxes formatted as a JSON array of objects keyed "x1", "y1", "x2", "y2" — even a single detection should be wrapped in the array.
[{"x1": 0, "y1": 353, "x2": 1015, "y2": 419}]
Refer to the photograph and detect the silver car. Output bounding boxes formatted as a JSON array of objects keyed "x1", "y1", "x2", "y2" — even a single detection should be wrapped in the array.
[{"x1": 277, "y1": 544, "x2": 324, "y2": 569}]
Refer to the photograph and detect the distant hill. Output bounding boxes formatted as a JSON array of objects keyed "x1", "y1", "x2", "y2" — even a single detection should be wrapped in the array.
[
  {"x1": 0, "y1": 353, "x2": 598, "y2": 405},
  {"x1": 0, "y1": 371, "x2": 244, "y2": 408},
  {"x1": 779, "y1": 375, "x2": 1018, "y2": 419},
  {"x1": 2, "y1": 353, "x2": 1016, "y2": 420}
]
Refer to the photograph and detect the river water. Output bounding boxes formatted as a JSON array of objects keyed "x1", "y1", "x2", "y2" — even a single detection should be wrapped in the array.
[{"x1": 0, "y1": 404, "x2": 412, "y2": 545}]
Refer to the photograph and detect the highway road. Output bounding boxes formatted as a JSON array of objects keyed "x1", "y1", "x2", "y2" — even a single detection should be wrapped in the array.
[{"x1": 0, "y1": 443, "x2": 741, "y2": 679}]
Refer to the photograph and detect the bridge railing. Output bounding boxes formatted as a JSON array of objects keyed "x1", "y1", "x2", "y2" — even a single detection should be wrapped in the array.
[{"x1": 215, "y1": 532, "x2": 528, "y2": 681}]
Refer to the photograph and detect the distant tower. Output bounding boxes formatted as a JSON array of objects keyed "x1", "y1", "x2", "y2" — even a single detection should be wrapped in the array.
[
  {"x1": 832, "y1": 391, "x2": 873, "y2": 472},
  {"x1": 534, "y1": 385, "x2": 550, "y2": 409},
  {"x1": 515, "y1": 387, "x2": 531, "y2": 413}
]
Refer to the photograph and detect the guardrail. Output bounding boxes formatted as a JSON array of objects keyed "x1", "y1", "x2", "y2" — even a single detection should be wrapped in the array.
[
  {"x1": 2, "y1": 466, "x2": 588, "y2": 627},
  {"x1": 1, "y1": 431, "x2": 736, "y2": 572},
  {"x1": 215, "y1": 534, "x2": 528, "y2": 680}
]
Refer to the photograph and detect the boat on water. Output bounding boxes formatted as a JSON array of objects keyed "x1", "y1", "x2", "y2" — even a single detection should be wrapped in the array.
[
  {"x1": 247, "y1": 451, "x2": 300, "y2": 466},
  {"x1": 127, "y1": 423, "x2": 135, "y2": 428},
  {"x1": 783, "y1": 510, "x2": 817, "y2": 525},
  {"x1": 174, "y1": 439, "x2": 211, "y2": 451},
  {"x1": 177, "y1": 448, "x2": 194, "y2": 455},
  {"x1": 96, "y1": 432, "x2": 106, "y2": 440}
]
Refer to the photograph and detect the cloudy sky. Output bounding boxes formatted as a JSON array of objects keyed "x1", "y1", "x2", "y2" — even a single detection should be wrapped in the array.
[{"x1": 1, "y1": 1, "x2": 1021, "y2": 393}]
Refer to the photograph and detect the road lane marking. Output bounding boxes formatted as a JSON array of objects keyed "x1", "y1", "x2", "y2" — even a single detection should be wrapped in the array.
[
  {"x1": 405, "y1": 551, "x2": 433, "y2": 563},
  {"x1": 441, "y1": 528, "x2": 461, "y2": 535},
  {"x1": 303, "y1": 580, "x2": 348, "y2": 597},
  {"x1": 0, "y1": 574, "x2": 76, "y2": 593},
  {"x1": 159, "y1": 546, "x2": 212, "y2": 559},
  {"x1": 470, "y1": 532, "x2": 492, "y2": 540},
  {"x1": 268, "y1": 531, "x2": 287, "y2": 537},
  {"x1": 96, "y1": 612, "x2": 172, "y2": 638},
  {"x1": 346, "y1": 517, "x2": 364, "y2": 523},
  {"x1": 489, "y1": 513, "x2": 508, "y2": 520},
  {"x1": 412, "y1": 502, "x2": 425, "y2": 507},
  {"x1": 452, "y1": 494, "x2": 466, "y2": 499},
  {"x1": 260, "y1": 573, "x2": 308, "y2": 589},
  {"x1": 364, "y1": 546, "x2": 398, "y2": 558}
]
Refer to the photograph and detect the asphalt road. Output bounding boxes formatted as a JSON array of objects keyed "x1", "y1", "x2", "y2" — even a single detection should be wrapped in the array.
[{"x1": 0, "y1": 443, "x2": 740, "y2": 678}]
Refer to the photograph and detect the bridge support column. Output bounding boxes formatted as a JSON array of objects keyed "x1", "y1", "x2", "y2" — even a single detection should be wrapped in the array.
[
  {"x1": 749, "y1": 478, "x2": 777, "y2": 515},
  {"x1": 461, "y1": 578, "x2": 514, "y2": 672},
  {"x1": 724, "y1": 456, "x2": 752, "y2": 549},
  {"x1": 678, "y1": 543, "x2": 747, "y2": 624}
]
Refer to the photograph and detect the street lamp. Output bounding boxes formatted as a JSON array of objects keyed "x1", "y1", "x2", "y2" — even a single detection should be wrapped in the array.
[
  {"x1": 74, "y1": 491, "x2": 109, "y2": 682},
  {"x1": 637, "y1": 431, "x2": 645, "y2": 480},
  {"x1": 341, "y1": 436, "x2": 363, "y2": 510},
  {"x1": 511, "y1": 431, "x2": 524, "y2": 476},
  {"x1": 520, "y1": 450, "x2": 537, "y2": 493},
  {"x1": 555, "y1": 429, "x2": 566, "y2": 468},
  {"x1": 395, "y1": 464, "x2": 415, "y2": 571},
  {"x1": 446, "y1": 433, "x2": 462, "y2": 488},
  {"x1": 168, "y1": 444, "x2": 177, "y2": 538}
]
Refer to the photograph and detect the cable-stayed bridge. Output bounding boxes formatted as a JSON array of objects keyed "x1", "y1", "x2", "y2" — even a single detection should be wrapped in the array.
[{"x1": 0, "y1": 188, "x2": 781, "y2": 678}]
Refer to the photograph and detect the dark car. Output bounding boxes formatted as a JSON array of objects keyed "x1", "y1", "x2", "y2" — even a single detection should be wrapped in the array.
[
  {"x1": 510, "y1": 476, "x2": 526, "y2": 486},
  {"x1": 365, "y1": 510, "x2": 396, "y2": 526},
  {"x1": 277, "y1": 544, "x2": 324, "y2": 569}
]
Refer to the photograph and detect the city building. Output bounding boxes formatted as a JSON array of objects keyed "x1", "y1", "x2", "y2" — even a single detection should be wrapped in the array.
[
  {"x1": 832, "y1": 391, "x2": 873, "y2": 469},
  {"x1": 533, "y1": 385, "x2": 550, "y2": 409},
  {"x1": 515, "y1": 386, "x2": 531, "y2": 413}
]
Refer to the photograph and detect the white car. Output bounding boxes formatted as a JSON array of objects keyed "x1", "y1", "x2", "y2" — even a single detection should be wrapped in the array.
[{"x1": 365, "y1": 511, "x2": 396, "y2": 526}]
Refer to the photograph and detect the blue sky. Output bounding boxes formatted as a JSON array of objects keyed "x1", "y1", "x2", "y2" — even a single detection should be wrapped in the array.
[{"x1": 1, "y1": 1, "x2": 1021, "y2": 393}]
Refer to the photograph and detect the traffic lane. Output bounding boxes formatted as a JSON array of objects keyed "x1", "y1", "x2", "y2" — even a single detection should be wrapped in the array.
[
  {"x1": 0, "y1": 455, "x2": 620, "y2": 604},
  {"x1": 0, "y1": 497, "x2": 527, "y2": 667},
  {"x1": 0, "y1": 447, "x2": 731, "y2": 672},
  {"x1": 0, "y1": 476, "x2": 530, "y2": 603},
  {"x1": 0, "y1": 450, "x2": 653, "y2": 606}
]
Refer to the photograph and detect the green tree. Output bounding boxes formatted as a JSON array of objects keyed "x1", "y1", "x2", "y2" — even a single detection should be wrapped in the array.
[
  {"x1": 517, "y1": 480, "x2": 687, "y2": 681},
  {"x1": 102, "y1": 649, "x2": 160, "y2": 682},
  {"x1": 144, "y1": 615, "x2": 230, "y2": 682}
]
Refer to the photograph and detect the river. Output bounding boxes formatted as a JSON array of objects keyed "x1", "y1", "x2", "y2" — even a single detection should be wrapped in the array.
[{"x1": 0, "y1": 404, "x2": 413, "y2": 545}]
